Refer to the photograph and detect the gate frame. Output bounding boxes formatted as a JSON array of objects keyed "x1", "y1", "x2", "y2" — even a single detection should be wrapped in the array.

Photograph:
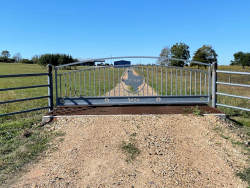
[{"x1": 54, "y1": 56, "x2": 213, "y2": 107}]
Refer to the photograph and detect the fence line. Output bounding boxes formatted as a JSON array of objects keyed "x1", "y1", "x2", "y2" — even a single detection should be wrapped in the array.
[
  {"x1": 214, "y1": 66, "x2": 250, "y2": 112},
  {"x1": 0, "y1": 64, "x2": 53, "y2": 117}
]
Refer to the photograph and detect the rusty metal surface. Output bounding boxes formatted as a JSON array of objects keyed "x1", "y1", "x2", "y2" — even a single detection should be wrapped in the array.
[{"x1": 48, "y1": 105, "x2": 222, "y2": 116}]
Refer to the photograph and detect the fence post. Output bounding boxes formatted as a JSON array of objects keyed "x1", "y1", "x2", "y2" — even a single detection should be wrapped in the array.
[
  {"x1": 54, "y1": 66, "x2": 58, "y2": 106},
  {"x1": 48, "y1": 64, "x2": 53, "y2": 111},
  {"x1": 212, "y1": 62, "x2": 217, "y2": 108}
]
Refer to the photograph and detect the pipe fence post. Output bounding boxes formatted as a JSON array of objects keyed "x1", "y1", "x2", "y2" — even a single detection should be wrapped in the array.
[
  {"x1": 55, "y1": 66, "x2": 58, "y2": 106},
  {"x1": 48, "y1": 64, "x2": 54, "y2": 111},
  {"x1": 212, "y1": 62, "x2": 217, "y2": 108}
]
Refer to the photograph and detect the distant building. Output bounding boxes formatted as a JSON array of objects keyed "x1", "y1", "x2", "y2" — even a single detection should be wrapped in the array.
[
  {"x1": 81, "y1": 59, "x2": 105, "y2": 66},
  {"x1": 114, "y1": 60, "x2": 131, "y2": 67}
]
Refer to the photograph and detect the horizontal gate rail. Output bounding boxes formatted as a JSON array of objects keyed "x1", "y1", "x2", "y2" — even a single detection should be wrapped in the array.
[
  {"x1": 0, "y1": 73, "x2": 48, "y2": 78},
  {"x1": 0, "y1": 84, "x2": 50, "y2": 92},
  {"x1": 216, "y1": 103, "x2": 250, "y2": 112},
  {"x1": 214, "y1": 68, "x2": 250, "y2": 112},
  {"x1": 0, "y1": 65, "x2": 54, "y2": 117},
  {"x1": 216, "y1": 81, "x2": 250, "y2": 88},
  {"x1": 216, "y1": 92, "x2": 250, "y2": 100},
  {"x1": 0, "y1": 95, "x2": 50, "y2": 105},
  {"x1": 216, "y1": 70, "x2": 250, "y2": 75},
  {"x1": 0, "y1": 107, "x2": 50, "y2": 117},
  {"x1": 58, "y1": 96, "x2": 209, "y2": 106}
]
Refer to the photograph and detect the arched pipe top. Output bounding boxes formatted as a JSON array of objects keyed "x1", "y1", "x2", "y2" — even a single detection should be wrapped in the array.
[{"x1": 55, "y1": 56, "x2": 211, "y2": 69}]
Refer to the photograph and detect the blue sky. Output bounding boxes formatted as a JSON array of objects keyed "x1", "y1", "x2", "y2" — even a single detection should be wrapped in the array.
[{"x1": 1, "y1": 0, "x2": 250, "y2": 65}]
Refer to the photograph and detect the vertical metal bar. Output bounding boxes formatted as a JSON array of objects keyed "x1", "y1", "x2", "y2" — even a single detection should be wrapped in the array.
[
  {"x1": 99, "y1": 68, "x2": 101, "y2": 96},
  {"x1": 180, "y1": 70, "x2": 182, "y2": 95},
  {"x1": 64, "y1": 73, "x2": 67, "y2": 97},
  {"x1": 48, "y1": 64, "x2": 53, "y2": 111},
  {"x1": 104, "y1": 67, "x2": 106, "y2": 96},
  {"x1": 69, "y1": 72, "x2": 72, "y2": 97},
  {"x1": 147, "y1": 67, "x2": 149, "y2": 95},
  {"x1": 212, "y1": 62, "x2": 217, "y2": 107},
  {"x1": 59, "y1": 74, "x2": 62, "y2": 98},
  {"x1": 108, "y1": 67, "x2": 110, "y2": 96},
  {"x1": 118, "y1": 67, "x2": 120, "y2": 96},
  {"x1": 200, "y1": 72, "x2": 202, "y2": 95},
  {"x1": 138, "y1": 68, "x2": 140, "y2": 96},
  {"x1": 84, "y1": 71, "x2": 86, "y2": 96},
  {"x1": 195, "y1": 71, "x2": 197, "y2": 95},
  {"x1": 79, "y1": 71, "x2": 82, "y2": 96},
  {"x1": 89, "y1": 70, "x2": 91, "y2": 96},
  {"x1": 175, "y1": 69, "x2": 177, "y2": 95},
  {"x1": 185, "y1": 70, "x2": 187, "y2": 96},
  {"x1": 171, "y1": 69, "x2": 173, "y2": 96},
  {"x1": 54, "y1": 66, "x2": 58, "y2": 106},
  {"x1": 94, "y1": 68, "x2": 96, "y2": 96},
  {"x1": 152, "y1": 66, "x2": 154, "y2": 95},
  {"x1": 156, "y1": 66, "x2": 158, "y2": 94},
  {"x1": 190, "y1": 71, "x2": 192, "y2": 96},
  {"x1": 166, "y1": 68, "x2": 168, "y2": 96},
  {"x1": 204, "y1": 72, "x2": 207, "y2": 95},
  {"x1": 113, "y1": 67, "x2": 115, "y2": 96},
  {"x1": 74, "y1": 72, "x2": 76, "y2": 96},
  {"x1": 142, "y1": 66, "x2": 144, "y2": 96},
  {"x1": 208, "y1": 65, "x2": 211, "y2": 104},
  {"x1": 161, "y1": 67, "x2": 163, "y2": 95}
]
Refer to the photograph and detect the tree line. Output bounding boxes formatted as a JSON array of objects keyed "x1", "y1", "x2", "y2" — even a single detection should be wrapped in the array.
[
  {"x1": 0, "y1": 50, "x2": 76, "y2": 66},
  {"x1": 158, "y1": 43, "x2": 250, "y2": 68},
  {"x1": 1, "y1": 47, "x2": 250, "y2": 68}
]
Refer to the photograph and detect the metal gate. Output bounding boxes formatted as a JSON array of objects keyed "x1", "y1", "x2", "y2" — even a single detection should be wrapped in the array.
[{"x1": 54, "y1": 57, "x2": 213, "y2": 106}]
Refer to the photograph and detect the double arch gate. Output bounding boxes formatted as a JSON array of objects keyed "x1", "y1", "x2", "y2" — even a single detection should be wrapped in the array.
[{"x1": 54, "y1": 57, "x2": 214, "y2": 106}]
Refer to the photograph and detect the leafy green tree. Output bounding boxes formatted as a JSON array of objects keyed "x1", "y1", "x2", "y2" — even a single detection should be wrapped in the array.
[
  {"x1": 192, "y1": 45, "x2": 217, "y2": 66},
  {"x1": 170, "y1": 42, "x2": 190, "y2": 67},
  {"x1": 230, "y1": 52, "x2": 250, "y2": 68},
  {"x1": 1, "y1": 50, "x2": 10, "y2": 61},
  {"x1": 38, "y1": 54, "x2": 74, "y2": 66},
  {"x1": 158, "y1": 47, "x2": 171, "y2": 65}
]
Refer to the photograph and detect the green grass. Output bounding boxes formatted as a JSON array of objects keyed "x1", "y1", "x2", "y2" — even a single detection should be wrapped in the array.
[
  {"x1": 120, "y1": 132, "x2": 140, "y2": 162},
  {"x1": 57, "y1": 66, "x2": 124, "y2": 97},
  {"x1": 0, "y1": 63, "x2": 124, "y2": 123},
  {"x1": 0, "y1": 116, "x2": 64, "y2": 185},
  {"x1": 135, "y1": 66, "x2": 208, "y2": 96},
  {"x1": 0, "y1": 63, "x2": 49, "y2": 123},
  {"x1": 237, "y1": 168, "x2": 250, "y2": 186}
]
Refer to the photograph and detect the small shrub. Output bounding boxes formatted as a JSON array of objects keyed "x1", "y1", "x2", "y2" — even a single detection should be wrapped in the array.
[
  {"x1": 121, "y1": 141, "x2": 140, "y2": 161},
  {"x1": 236, "y1": 168, "x2": 250, "y2": 186},
  {"x1": 192, "y1": 106, "x2": 202, "y2": 116}
]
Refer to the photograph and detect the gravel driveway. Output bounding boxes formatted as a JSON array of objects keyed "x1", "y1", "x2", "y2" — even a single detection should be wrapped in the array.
[{"x1": 12, "y1": 114, "x2": 248, "y2": 188}]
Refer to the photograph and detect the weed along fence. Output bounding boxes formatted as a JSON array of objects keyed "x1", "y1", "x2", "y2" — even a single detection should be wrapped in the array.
[
  {"x1": 0, "y1": 65, "x2": 53, "y2": 117},
  {"x1": 0, "y1": 57, "x2": 250, "y2": 118}
]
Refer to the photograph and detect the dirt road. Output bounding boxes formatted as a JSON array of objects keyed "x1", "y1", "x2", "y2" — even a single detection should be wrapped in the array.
[{"x1": 12, "y1": 114, "x2": 248, "y2": 188}]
